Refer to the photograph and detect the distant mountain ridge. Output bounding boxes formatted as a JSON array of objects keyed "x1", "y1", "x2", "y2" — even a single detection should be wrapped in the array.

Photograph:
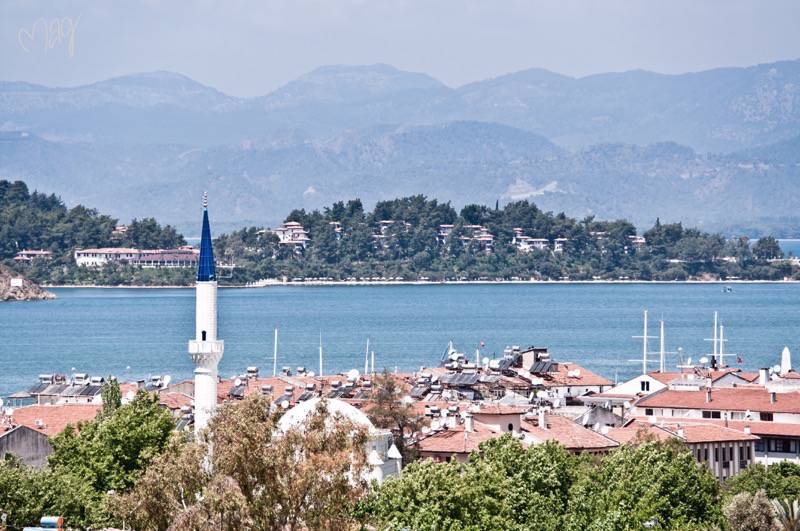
[
  {"x1": 3, "y1": 60, "x2": 800, "y2": 150},
  {"x1": 1, "y1": 60, "x2": 800, "y2": 234}
]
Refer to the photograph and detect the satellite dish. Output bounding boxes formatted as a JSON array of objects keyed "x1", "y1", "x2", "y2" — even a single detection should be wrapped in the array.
[
  {"x1": 234, "y1": 378, "x2": 243, "y2": 387},
  {"x1": 307, "y1": 371, "x2": 315, "y2": 377},
  {"x1": 482, "y1": 357, "x2": 490, "y2": 366},
  {"x1": 699, "y1": 356, "x2": 709, "y2": 365},
  {"x1": 162, "y1": 375, "x2": 172, "y2": 387},
  {"x1": 347, "y1": 369, "x2": 360, "y2": 380},
  {"x1": 687, "y1": 357, "x2": 693, "y2": 366},
  {"x1": 774, "y1": 364, "x2": 783, "y2": 374},
  {"x1": 280, "y1": 400, "x2": 290, "y2": 409}
]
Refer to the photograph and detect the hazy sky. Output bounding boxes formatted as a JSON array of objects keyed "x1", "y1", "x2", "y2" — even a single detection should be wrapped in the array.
[{"x1": 1, "y1": 0, "x2": 799, "y2": 97}]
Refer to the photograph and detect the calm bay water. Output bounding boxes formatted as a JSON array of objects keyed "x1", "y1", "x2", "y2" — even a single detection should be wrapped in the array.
[{"x1": 1, "y1": 283, "x2": 799, "y2": 397}]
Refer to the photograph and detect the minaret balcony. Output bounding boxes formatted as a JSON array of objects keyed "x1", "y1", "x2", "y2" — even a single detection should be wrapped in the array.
[{"x1": 188, "y1": 339, "x2": 225, "y2": 355}]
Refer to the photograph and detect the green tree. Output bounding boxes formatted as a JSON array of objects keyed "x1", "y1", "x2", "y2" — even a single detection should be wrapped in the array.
[
  {"x1": 753, "y1": 236, "x2": 784, "y2": 261},
  {"x1": 565, "y1": 442, "x2": 723, "y2": 530},
  {"x1": 727, "y1": 462, "x2": 800, "y2": 501},
  {"x1": 100, "y1": 378, "x2": 122, "y2": 417}
]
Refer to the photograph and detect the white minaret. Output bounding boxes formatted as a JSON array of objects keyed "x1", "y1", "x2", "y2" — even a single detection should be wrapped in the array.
[{"x1": 188, "y1": 192, "x2": 224, "y2": 437}]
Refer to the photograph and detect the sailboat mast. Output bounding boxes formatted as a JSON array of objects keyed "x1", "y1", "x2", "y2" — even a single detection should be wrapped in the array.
[
  {"x1": 642, "y1": 310, "x2": 648, "y2": 375},
  {"x1": 659, "y1": 319, "x2": 665, "y2": 373},
  {"x1": 364, "y1": 338, "x2": 370, "y2": 375},
  {"x1": 273, "y1": 328, "x2": 278, "y2": 377},
  {"x1": 712, "y1": 311, "x2": 718, "y2": 362}
]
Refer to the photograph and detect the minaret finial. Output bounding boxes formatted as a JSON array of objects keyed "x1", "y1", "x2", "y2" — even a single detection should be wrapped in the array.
[{"x1": 203, "y1": 191, "x2": 208, "y2": 210}]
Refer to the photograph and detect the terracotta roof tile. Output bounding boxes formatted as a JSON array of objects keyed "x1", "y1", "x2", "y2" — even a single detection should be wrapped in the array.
[
  {"x1": 609, "y1": 419, "x2": 758, "y2": 444},
  {"x1": 522, "y1": 415, "x2": 618, "y2": 450},
  {"x1": 636, "y1": 388, "x2": 800, "y2": 414},
  {"x1": 7, "y1": 404, "x2": 101, "y2": 437},
  {"x1": 416, "y1": 421, "x2": 500, "y2": 455}
]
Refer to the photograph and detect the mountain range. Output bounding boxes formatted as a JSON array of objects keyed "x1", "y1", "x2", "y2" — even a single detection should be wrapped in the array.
[{"x1": 1, "y1": 61, "x2": 799, "y2": 234}]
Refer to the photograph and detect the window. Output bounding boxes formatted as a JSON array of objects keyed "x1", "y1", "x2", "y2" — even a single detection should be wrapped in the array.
[
  {"x1": 702, "y1": 410, "x2": 721, "y2": 419},
  {"x1": 760, "y1": 412, "x2": 774, "y2": 422},
  {"x1": 645, "y1": 408, "x2": 654, "y2": 416},
  {"x1": 641, "y1": 380, "x2": 650, "y2": 392},
  {"x1": 507, "y1": 423, "x2": 514, "y2": 432},
  {"x1": 755, "y1": 440, "x2": 765, "y2": 452}
]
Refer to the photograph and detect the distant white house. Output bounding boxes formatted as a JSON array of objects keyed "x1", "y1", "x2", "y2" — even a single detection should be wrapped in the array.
[
  {"x1": 262, "y1": 221, "x2": 310, "y2": 252},
  {"x1": 74, "y1": 248, "x2": 140, "y2": 267}
]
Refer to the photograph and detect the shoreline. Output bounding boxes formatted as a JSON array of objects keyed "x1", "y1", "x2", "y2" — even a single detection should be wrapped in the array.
[{"x1": 43, "y1": 278, "x2": 800, "y2": 289}]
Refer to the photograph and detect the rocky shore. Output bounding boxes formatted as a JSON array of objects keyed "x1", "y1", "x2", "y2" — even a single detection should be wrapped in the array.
[{"x1": 0, "y1": 265, "x2": 55, "y2": 301}]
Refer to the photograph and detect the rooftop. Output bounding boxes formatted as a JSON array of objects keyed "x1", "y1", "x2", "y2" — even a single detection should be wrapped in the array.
[{"x1": 636, "y1": 387, "x2": 800, "y2": 414}]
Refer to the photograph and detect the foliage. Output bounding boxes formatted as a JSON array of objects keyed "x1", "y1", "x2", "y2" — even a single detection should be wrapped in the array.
[
  {"x1": 724, "y1": 490, "x2": 777, "y2": 531},
  {"x1": 565, "y1": 441, "x2": 723, "y2": 530},
  {"x1": 772, "y1": 499, "x2": 800, "y2": 531},
  {"x1": 367, "y1": 437, "x2": 722, "y2": 531},
  {"x1": 367, "y1": 369, "x2": 426, "y2": 462},
  {"x1": 0, "y1": 179, "x2": 190, "y2": 285},
  {"x1": 100, "y1": 378, "x2": 122, "y2": 417},
  {"x1": 365, "y1": 436, "x2": 580, "y2": 531},
  {"x1": 0, "y1": 390, "x2": 173, "y2": 528},
  {"x1": 216, "y1": 196, "x2": 796, "y2": 285},
  {"x1": 112, "y1": 395, "x2": 371, "y2": 530},
  {"x1": 726, "y1": 462, "x2": 800, "y2": 501}
]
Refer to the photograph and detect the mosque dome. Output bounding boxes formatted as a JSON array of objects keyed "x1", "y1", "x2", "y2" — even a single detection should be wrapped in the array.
[{"x1": 277, "y1": 397, "x2": 376, "y2": 433}]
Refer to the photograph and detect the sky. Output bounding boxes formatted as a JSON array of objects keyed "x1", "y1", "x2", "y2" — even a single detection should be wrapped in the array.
[{"x1": 1, "y1": 0, "x2": 799, "y2": 98}]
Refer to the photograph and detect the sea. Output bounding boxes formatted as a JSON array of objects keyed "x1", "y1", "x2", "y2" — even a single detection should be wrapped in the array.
[{"x1": 1, "y1": 283, "x2": 799, "y2": 398}]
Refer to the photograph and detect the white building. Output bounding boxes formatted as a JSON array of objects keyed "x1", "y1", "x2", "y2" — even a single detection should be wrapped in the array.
[
  {"x1": 74, "y1": 248, "x2": 140, "y2": 267},
  {"x1": 268, "y1": 221, "x2": 310, "y2": 251}
]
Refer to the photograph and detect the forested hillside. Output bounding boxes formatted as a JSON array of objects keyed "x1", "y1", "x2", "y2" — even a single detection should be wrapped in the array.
[
  {"x1": 216, "y1": 196, "x2": 794, "y2": 283},
  {"x1": 0, "y1": 180, "x2": 187, "y2": 285}
]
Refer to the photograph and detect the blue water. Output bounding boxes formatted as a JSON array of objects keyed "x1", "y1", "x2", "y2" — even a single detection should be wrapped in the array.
[
  {"x1": 1, "y1": 284, "x2": 799, "y2": 397},
  {"x1": 780, "y1": 239, "x2": 800, "y2": 257}
]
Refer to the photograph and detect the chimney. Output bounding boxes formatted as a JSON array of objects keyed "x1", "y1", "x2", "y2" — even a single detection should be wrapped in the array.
[
  {"x1": 744, "y1": 425, "x2": 751, "y2": 434},
  {"x1": 464, "y1": 413, "x2": 474, "y2": 433},
  {"x1": 538, "y1": 408, "x2": 548, "y2": 430},
  {"x1": 759, "y1": 368, "x2": 769, "y2": 387},
  {"x1": 771, "y1": 392, "x2": 777, "y2": 404},
  {"x1": 705, "y1": 388, "x2": 712, "y2": 403},
  {"x1": 446, "y1": 411, "x2": 456, "y2": 428},
  {"x1": 782, "y1": 346, "x2": 793, "y2": 376}
]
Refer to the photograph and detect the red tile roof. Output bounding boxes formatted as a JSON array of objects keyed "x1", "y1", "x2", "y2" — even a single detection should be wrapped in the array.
[
  {"x1": 159, "y1": 392, "x2": 193, "y2": 411},
  {"x1": 636, "y1": 388, "x2": 800, "y2": 414},
  {"x1": 609, "y1": 419, "x2": 758, "y2": 444},
  {"x1": 6, "y1": 404, "x2": 101, "y2": 437},
  {"x1": 522, "y1": 415, "x2": 618, "y2": 451},
  {"x1": 631, "y1": 416, "x2": 800, "y2": 438},
  {"x1": 416, "y1": 421, "x2": 500, "y2": 455}
]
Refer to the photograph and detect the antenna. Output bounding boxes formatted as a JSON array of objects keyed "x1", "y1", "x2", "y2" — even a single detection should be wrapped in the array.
[
  {"x1": 272, "y1": 328, "x2": 278, "y2": 377},
  {"x1": 371, "y1": 350, "x2": 375, "y2": 376},
  {"x1": 202, "y1": 191, "x2": 208, "y2": 210}
]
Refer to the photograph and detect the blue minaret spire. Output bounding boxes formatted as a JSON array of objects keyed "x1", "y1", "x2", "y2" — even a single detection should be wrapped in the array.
[{"x1": 197, "y1": 191, "x2": 216, "y2": 281}]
